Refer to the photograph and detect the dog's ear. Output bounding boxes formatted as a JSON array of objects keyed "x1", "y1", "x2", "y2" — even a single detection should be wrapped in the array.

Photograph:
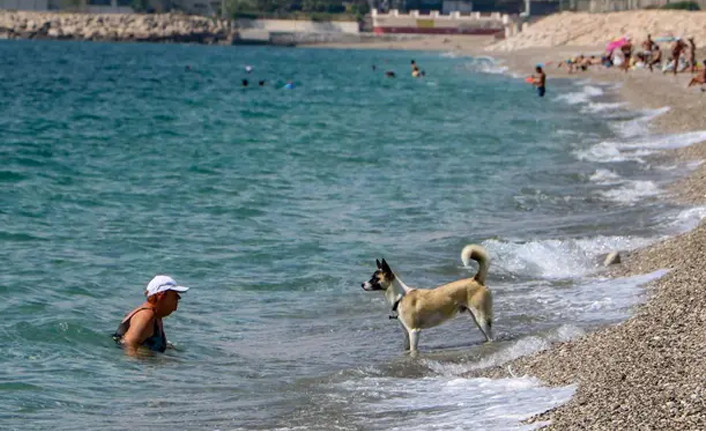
[
  {"x1": 380, "y1": 258, "x2": 392, "y2": 274},
  {"x1": 376, "y1": 259, "x2": 382, "y2": 269}
]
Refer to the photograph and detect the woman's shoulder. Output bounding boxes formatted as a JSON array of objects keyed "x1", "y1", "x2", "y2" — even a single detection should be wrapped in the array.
[{"x1": 123, "y1": 305, "x2": 156, "y2": 322}]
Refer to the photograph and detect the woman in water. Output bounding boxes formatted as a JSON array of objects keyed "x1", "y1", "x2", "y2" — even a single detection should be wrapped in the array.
[{"x1": 113, "y1": 275, "x2": 189, "y2": 356}]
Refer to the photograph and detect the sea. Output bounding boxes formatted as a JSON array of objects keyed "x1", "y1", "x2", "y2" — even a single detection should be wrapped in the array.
[{"x1": 2, "y1": 40, "x2": 706, "y2": 431}]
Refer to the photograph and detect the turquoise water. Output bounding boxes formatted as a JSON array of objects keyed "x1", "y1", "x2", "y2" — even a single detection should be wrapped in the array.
[{"x1": 2, "y1": 40, "x2": 703, "y2": 430}]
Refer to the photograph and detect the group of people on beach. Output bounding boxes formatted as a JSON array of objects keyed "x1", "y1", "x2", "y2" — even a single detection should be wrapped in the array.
[{"x1": 552, "y1": 34, "x2": 706, "y2": 91}]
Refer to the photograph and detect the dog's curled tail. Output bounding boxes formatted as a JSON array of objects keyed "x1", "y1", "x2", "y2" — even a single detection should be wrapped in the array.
[{"x1": 461, "y1": 244, "x2": 490, "y2": 285}]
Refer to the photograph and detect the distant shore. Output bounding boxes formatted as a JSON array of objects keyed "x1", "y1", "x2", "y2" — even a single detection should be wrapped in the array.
[{"x1": 317, "y1": 21, "x2": 706, "y2": 429}]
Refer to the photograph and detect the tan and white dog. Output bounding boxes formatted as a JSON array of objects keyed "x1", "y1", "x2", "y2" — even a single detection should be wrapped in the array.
[{"x1": 361, "y1": 244, "x2": 492, "y2": 354}]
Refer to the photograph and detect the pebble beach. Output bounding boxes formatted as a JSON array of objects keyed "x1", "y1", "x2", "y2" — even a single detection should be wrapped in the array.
[{"x1": 478, "y1": 59, "x2": 706, "y2": 430}]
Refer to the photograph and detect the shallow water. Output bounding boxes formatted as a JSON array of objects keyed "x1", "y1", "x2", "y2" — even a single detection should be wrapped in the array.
[{"x1": 1, "y1": 40, "x2": 703, "y2": 430}]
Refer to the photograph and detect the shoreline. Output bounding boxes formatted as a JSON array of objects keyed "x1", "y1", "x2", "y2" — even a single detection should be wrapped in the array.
[
  {"x1": 317, "y1": 36, "x2": 706, "y2": 427},
  {"x1": 483, "y1": 54, "x2": 706, "y2": 429}
]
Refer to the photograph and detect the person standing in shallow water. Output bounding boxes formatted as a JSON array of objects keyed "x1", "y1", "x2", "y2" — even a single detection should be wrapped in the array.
[
  {"x1": 113, "y1": 275, "x2": 189, "y2": 356},
  {"x1": 532, "y1": 65, "x2": 546, "y2": 97}
]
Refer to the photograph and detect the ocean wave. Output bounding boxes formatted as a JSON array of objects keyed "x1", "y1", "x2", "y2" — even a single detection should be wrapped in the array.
[
  {"x1": 574, "y1": 130, "x2": 706, "y2": 164},
  {"x1": 663, "y1": 206, "x2": 706, "y2": 234},
  {"x1": 596, "y1": 180, "x2": 660, "y2": 204},
  {"x1": 463, "y1": 56, "x2": 508, "y2": 74},
  {"x1": 334, "y1": 375, "x2": 575, "y2": 431},
  {"x1": 589, "y1": 168, "x2": 622, "y2": 184},
  {"x1": 482, "y1": 236, "x2": 651, "y2": 279},
  {"x1": 609, "y1": 106, "x2": 670, "y2": 138},
  {"x1": 580, "y1": 101, "x2": 626, "y2": 114},
  {"x1": 554, "y1": 84, "x2": 605, "y2": 105}
]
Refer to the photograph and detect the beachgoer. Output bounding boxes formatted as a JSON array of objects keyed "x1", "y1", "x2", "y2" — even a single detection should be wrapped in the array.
[
  {"x1": 577, "y1": 54, "x2": 590, "y2": 71},
  {"x1": 687, "y1": 38, "x2": 697, "y2": 73},
  {"x1": 532, "y1": 65, "x2": 546, "y2": 97},
  {"x1": 411, "y1": 60, "x2": 420, "y2": 77},
  {"x1": 671, "y1": 38, "x2": 687, "y2": 75},
  {"x1": 557, "y1": 57, "x2": 576, "y2": 73},
  {"x1": 687, "y1": 60, "x2": 706, "y2": 89},
  {"x1": 620, "y1": 37, "x2": 633, "y2": 72},
  {"x1": 641, "y1": 34, "x2": 657, "y2": 71},
  {"x1": 242, "y1": 79, "x2": 249, "y2": 87},
  {"x1": 245, "y1": 65, "x2": 253, "y2": 73},
  {"x1": 601, "y1": 54, "x2": 613, "y2": 68},
  {"x1": 642, "y1": 34, "x2": 655, "y2": 53},
  {"x1": 385, "y1": 70, "x2": 396, "y2": 78},
  {"x1": 113, "y1": 275, "x2": 189, "y2": 356},
  {"x1": 258, "y1": 80, "x2": 266, "y2": 86},
  {"x1": 648, "y1": 44, "x2": 661, "y2": 72}
]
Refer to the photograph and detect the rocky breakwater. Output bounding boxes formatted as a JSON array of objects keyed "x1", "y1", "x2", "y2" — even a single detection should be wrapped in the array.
[{"x1": 0, "y1": 11, "x2": 235, "y2": 44}]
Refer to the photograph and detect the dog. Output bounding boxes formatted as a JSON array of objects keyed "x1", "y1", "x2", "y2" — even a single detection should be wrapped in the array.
[{"x1": 361, "y1": 244, "x2": 492, "y2": 354}]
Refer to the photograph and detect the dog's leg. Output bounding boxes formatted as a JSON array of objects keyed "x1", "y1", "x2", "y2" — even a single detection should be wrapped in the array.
[
  {"x1": 402, "y1": 327, "x2": 410, "y2": 351},
  {"x1": 467, "y1": 309, "x2": 493, "y2": 342},
  {"x1": 408, "y1": 329, "x2": 420, "y2": 355}
]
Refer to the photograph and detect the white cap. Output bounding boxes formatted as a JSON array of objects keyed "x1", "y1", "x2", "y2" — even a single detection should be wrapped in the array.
[{"x1": 145, "y1": 275, "x2": 189, "y2": 297}]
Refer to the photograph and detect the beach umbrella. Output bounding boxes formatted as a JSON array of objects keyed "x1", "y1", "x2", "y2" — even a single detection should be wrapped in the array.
[{"x1": 605, "y1": 37, "x2": 627, "y2": 52}]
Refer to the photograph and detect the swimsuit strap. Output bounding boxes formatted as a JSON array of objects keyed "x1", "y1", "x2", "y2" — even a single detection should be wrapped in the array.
[
  {"x1": 121, "y1": 306, "x2": 156, "y2": 323},
  {"x1": 113, "y1": 307, "x2": 157, "y2": 340}
]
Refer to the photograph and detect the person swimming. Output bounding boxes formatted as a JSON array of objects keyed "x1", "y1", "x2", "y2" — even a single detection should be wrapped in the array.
[
  {"x1": 532, "y1": 65, "x2": 546, "y2": 97},
  {"x1": 113, "y1": 275, "x2": 189, "y2": 356}
]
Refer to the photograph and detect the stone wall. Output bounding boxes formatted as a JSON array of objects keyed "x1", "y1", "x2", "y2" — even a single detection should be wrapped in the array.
[{"x1": 0, "y1": 11, "x2": 234, "y2": 43}]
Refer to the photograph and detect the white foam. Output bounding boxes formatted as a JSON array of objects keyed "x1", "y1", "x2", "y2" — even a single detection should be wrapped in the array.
[
  {"x1": 554, "y1": 85, "x2": 605, "y2": 105},
  {"x1": 574, "y1": 140, "x2": 653, "y2": 163},
  {"x1": 575, "y1": 130, "x2": 706, "y2": 164},
  {"x1": 664, "y1": 206, "x2": 706, "y2": 234},
  {"x1": 463, "y1": 56, "x2": 508, "y2": 74},
  {"x1": 621, "y1": 130, "x2": 706, "y2": 150},
  {"x1": 336, "y1": 376, "x2": 575, "y2": 431},
  {"x1": 658, "y1": 160, "x2": 704, "y2": 172},
  {"x1": 589, "y1": 168, "x2": 622, "y2": 184},
  {"x1": 580, "y1": 101, "x2": 626, "y2": 114},
  {"x1": 597, "y1": 180, "x2": 660, "y2": 204},
  {"x1": 421, "y1": 326, "x2": 583, "y2": 377},
  {"x1": 582, "y1": 85, "x2": 604, "y2": 96},
  {"x1": 483, "y1": 236, "x2": 651, "y2": 279},
  {"x1": 610, "y1": 107, "x2": 670, "y2": 138}
]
